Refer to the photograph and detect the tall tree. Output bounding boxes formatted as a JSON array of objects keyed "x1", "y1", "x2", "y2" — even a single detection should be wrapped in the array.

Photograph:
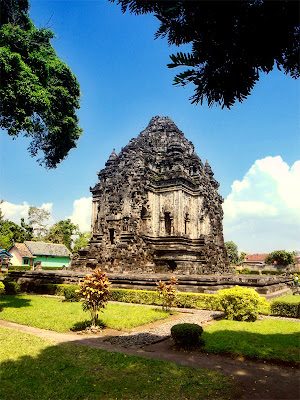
[
  {"x1": 225, "y1": 241, "x2": 239, "y2": 265},
  {"x1": 28, "y1": 206, "x2": 50, "y2": 238},
  {"x1": 45, "y1": 219, "x2": 79, "y2": 250},
  {"x1": 111, "y1": 0, "x2": 300, "y2": 108},
  {"x1": 0, "y1": 0, "x2": 82, "y2": 168}
]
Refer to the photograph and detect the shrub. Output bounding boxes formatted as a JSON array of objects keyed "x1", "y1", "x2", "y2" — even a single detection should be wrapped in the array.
[
  {"x1": 4, "y1": 281, "x2": 21, "y2": 295},
  {"x1": 0, "y1": 281, "x2": 5, "y2": 294},
  {"x1": 8, "y1": 265, "x2": 31, "y2": 271},
  {"x1": 109, "y1": 288, "x2": 161, "y2": 305},
  {"x1": 171, "y1": 323, "x2": 204, "y2": 349},
  {"x1": 156, "y1": 277, "x2": 178, "y2": 311},
  {"x1": 218, "y1": 286, "x2": 264, "y2": 322},
  {"x1": 270, "y1": 297, "x2": 300, "y2": 318},
  {"x1": 108, "y1": 288, "x2": 220, "y2": 310},
  {"x1": 77, "y1": 269, "x2": 111, "y2": 327},
  {"x1": 63, "y1": 285, "x2": 80, "y2": 302},
  {"x1": 175, "y1": 292, "x2": 220, "y2": 310},
  {"x1": 42, "y1": 267, "x2": 63, "y2": 270}
]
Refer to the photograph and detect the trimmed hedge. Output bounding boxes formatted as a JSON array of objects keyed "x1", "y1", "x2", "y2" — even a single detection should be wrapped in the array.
[
  {"x1": 109, "y1": 288, "x2": 220, "y2": 310},
  {"x1": 8, "y1": 265, "x2": 32, "y2": 271},
  {"x1": 21, "y1": 284, "x2": 220, "y2": 310},
  {"x1": 0, "y1": 281, "x2": 5, "y2": 294},
  {"x1": 4, "y1": 281, "x2": 21, "y2": 294},
  {"x1": 7, "y1": 266, "x2": 63, "y2": 272},
  {"x1": 270, "y1": 297, "x2": 300, "y2": 318}
]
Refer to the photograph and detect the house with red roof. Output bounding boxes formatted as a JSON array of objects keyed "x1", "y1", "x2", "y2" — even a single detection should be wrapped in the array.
[
  {"x1": 243, "y1": 254, "x2": 268, "y2": 266},
  {"x1": 8, "y1": 243, "x2": 36, "y2": 267}
]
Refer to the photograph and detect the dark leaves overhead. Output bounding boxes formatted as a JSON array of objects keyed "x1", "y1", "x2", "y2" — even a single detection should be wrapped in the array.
[
  {"x1": 111, "y1": 0, "x2": 300, "y2": 108},
  {"x1": 0, "y1": 0, "x2": 82, "y2": 168}
]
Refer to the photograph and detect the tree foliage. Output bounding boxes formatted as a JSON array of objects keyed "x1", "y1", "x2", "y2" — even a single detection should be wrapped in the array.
[
  {"x1": 225, "y1": 241, "x2": 239, "y2": 265},
  {"x1": 45, "y1": 219, "x2": 79, "y2": 250},
  {"x1": 265, "y1": 250, "x2": 294, "y2": 266},
  {"x1": 28, "y1": 206, "x2": 50, "y2": 238},
  {"x1": 0, "y1": 218, "x2": 33, "y2": 249},
  {"x1": 73, "y1": 231, "x2": 91, "y2": 255},
  {"x1": 0, "y1": 0, "x2": 82, "y2": 168},
  {"x1": 111, "y1": 0, "x2": 300, "y2": 108}
]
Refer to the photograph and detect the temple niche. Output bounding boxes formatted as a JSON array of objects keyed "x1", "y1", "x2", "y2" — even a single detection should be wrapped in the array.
[{"x1": 71, "y1": 116, "x2": 232, "y2": 275}]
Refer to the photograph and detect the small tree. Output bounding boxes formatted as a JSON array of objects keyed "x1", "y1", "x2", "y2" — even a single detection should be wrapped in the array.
[
  {"x1": 77, "y1": 269, "x2": 111, "y2": 328},
  {"x1": 156, "y1": 276, "x2": 178, "y2": 311},
  {"x1": 265, "y1": 250, "x2": 294, "y2": 266}
]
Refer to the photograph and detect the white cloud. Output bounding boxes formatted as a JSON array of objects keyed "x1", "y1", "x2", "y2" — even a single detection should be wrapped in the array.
[
  {"x1": 223, "y1": 156, "x2": 300, "y2": 253},
  {"x1": 0, "y1": 201, "x2": 30, "y2": 224},
  {"x1": 68, "y1": 197, "x2": 92, "y2": 232},
  {"x1": 0, "y1": 201, "x2": 54, "y2": 226}
]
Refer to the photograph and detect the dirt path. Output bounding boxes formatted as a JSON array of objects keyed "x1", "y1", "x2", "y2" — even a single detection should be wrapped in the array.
[{"x1": 1, "y1": 318, "x2": 299, "y2": 400}]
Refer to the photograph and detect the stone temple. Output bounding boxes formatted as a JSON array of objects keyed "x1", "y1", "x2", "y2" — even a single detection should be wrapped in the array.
[{"x1": 71, "y1": 116, "x2": 232, "y2": 275}]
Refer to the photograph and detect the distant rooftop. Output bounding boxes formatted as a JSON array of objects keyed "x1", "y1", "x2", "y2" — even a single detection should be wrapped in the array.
[{"x1": 25, "y1": 241, "x2": 71, "y2": 257}]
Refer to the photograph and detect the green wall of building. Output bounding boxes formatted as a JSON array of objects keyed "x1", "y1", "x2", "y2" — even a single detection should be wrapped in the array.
[{"x1": 35, "y1": 256, "x2": 70, "y2": 268}]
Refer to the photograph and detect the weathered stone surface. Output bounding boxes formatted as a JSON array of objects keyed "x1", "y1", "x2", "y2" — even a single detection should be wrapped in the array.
[
  {"x1": 71, "y1": 116, "x2": 233, "y2": 274},
  {"x1": 9, "y1": 270, "x2": 293, "y2": 298}
]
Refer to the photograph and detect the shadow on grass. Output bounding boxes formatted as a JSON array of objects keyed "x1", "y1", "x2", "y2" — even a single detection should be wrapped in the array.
[
  {"x1": 70, "y1": 319, "x2": 107, "y2": 332},
  {"x1": 202, "y1": 329, "x2": 300, "y2": 366},
  {"x1": 1, "y1": 335, "x2": 241, "y2": 400},
  {"x1": 0, "y1": 294, "x2": 31, "y2": 312}
]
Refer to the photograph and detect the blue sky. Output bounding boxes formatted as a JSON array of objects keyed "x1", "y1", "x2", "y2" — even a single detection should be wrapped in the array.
[{"x1": 0, "y1": 0, "x2": 299, "y2": 253}]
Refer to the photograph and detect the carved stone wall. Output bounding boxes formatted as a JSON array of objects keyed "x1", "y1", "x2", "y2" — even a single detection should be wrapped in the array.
[{"x1": 71, "y1": 116, "x2": 232, "y2": 274}]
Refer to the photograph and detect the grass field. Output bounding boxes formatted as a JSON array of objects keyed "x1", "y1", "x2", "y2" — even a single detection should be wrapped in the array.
[
  {"x1": 203, "y1": 319, "x2": 300, "y2": 364},
  {"x1": 0, "y1": 294, "x2": 171, "y2": 332},
  {"x1": 0, "y1": 326, "x2": 238, "y2": 400}
]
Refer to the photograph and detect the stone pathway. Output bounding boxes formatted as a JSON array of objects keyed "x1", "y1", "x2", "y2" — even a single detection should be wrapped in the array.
[{"x1": 108, "y1": 309, "x2": 222, "y2": 346}]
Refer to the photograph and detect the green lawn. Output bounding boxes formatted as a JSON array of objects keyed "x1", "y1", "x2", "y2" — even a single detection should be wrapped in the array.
[
  {"x1": 0, "y1": 326, "x2": 238, "y2": 400},
  {"x1": 203, "y1": 319, "x2": 300, "y2": 364},
  {"x1": 0, "y1": 294, "x2": 171, "y2": 332}
]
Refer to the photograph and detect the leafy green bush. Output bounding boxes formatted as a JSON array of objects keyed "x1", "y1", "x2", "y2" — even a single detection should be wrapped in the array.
[
  {"x1": 4, "y1": 281, "x2": 21, "y2": 295},
  {"x1": 0, "y1": 281, "x2": 5, "y2": 294},
  {"x1": 218, "y1": 286, "x2": 264, "y2": 322},
  {"x1": 171, "y1": 323, "x2": 204, "y2": 349},
  {"x1": 63, "y1": 285, "x2": 80, "y2": 302},
  {"x1": 270, "y1": 297, "x2": 300, "y2": 318},
  {"x1": 42, "y1": 267, "x2": 63, "y2": 270},
  {"x1": 8, "y1": 265, "x2": 31, "y2": 271}
]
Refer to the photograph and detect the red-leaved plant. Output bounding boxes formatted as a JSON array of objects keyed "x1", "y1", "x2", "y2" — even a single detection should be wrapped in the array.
[
  {"x1": 77, "y1": 269, "x2": 111, "y2": 327},
  {"x1": 156, "y1": 276, "x2": 178, "y2": 311}
]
